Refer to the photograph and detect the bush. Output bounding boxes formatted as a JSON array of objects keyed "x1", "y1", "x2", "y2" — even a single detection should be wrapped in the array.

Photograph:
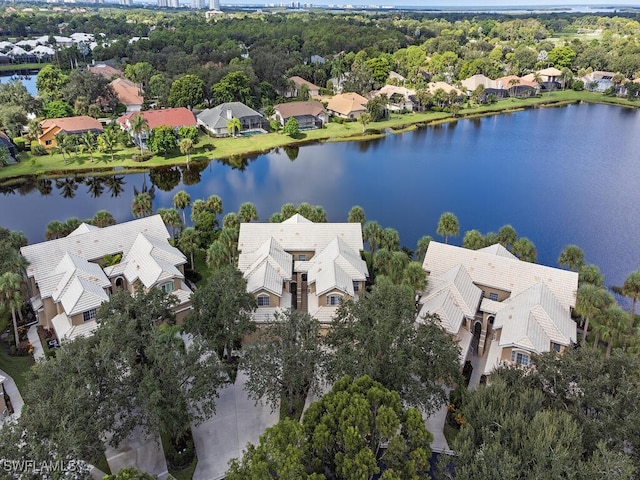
[
  {"x1": 165, "y1": 429, "x2": 195, "y2": 470},
  {"x1": 30, "y1": 142, "x2": 47, "y2": 156},
  {"x1": 132, "y1": 152, "x2": 153, "y2": 162},
  {"x1": 13, "y1": 137, "x2": 26, "y2": 152},
  {"x1": 571, "y1": 80, "x2": 584, "y2": 91}
]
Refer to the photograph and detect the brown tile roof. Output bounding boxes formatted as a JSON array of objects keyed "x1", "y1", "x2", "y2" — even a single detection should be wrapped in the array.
[
  {"x1": 274, "y1": 101, "x2": 327, "y2": 119},
  {"x1": 497, "y1": 75, "x2": 538, "y2": 89},
  {"x1": 327, "y1": 92, "x2": 368, "y2": 116},
  {"x1": 39, "y1": 116, "x2": 103, "y2": 136},
  {"x1": 110, "y1": 78, "x2": 143, "y2": 106},
  {"x1": 289, "y1": 76, "x2": 320, "y2": 91},
  {"x1": 88, "y1": 64, "x2": 123, "y2": 80},
  {"x1": 118, "y1": 107, "x2": 197, "y2": 130}
]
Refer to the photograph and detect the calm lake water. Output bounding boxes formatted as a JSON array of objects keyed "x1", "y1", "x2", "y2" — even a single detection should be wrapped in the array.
[
  {"x1": 0, "y1": 74, "x2": 38, "y2": 96},
  {"x1": 1, "y1": 103, "x2": 639, "y2": 289}
]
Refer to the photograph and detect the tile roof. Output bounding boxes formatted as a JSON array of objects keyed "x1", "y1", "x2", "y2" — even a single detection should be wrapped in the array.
[
  {"x1": 122, "y1": 233, "x2": 185, "y2": 288},
  {"x1": 461, "y1": 74, "x2": 502, "y2": 91},
  {"x1": 274, "y1": 101, "x2": 327, "y2": 120},
  {"x1": 494, "y1": 282, "x2": 576, "y2": 352},
  {"x1": 118, "y1": 107, "x2": 197, "y2": 130},
  {"x1": 289, "y1": 76, "x2": 320, "y2": 91},
  {"x1": 418, "y1": 288, "x2": 466, "y2": 335},
  {"x1": 241, "y1": 237, "x2": 292, "y2": 296},
  {"x1": 538, "y1": 67, "x2": 562, "y2": 77},
  {"x1": 51, "y1": 312, "x2": 98, "y2": 342},
  {"x1": 110, "y1": 78, "x2": 143, "y2": 106},
  {"x1": 374, "y1": 85, "x2": 416, "y2": 99},
  {"x1": 422, "y1": 242, "x2": 578, "y2": 312},
  {"x1": 307, "y1": 237, "x2": 368, "y2": 296},
  {"x1": 327, "y1": 92, "x2": 368, "y2": 116},
  {"x1": 427, "y1": 82, "x2": 463, "y2": 96},
  {"x1": 60, "y1": 276, "x2": 110, "y2": 316},
  {"x1": 238, "y1": 216, "x2": 364, "y2": 256},
  {"x1": 39, "y1": 116, "x2": 103, "y2": 137},
  {"x1": 477, "y1": 244, "x2": 517, "y2": 259},
  {"x1": 197, "y1": 102, "x2": 262, "y2": 130},
  {"x1": 497, "y1": 75, "x2": 538, "y2": 89},
  {"x1": 88, "y1": 64, "x2": 124, "y2": 80}
]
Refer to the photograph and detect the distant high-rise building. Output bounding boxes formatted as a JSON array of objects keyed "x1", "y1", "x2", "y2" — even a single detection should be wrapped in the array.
[
  {"x1": 170, "y1": 0, "x2": 179, "y2": 7},
  {"x1": 209, "y1": 0, "x2": 220, "y2": 10},
  {"x1": 120, "y1": 0, "x2": 133, "y2": 5},
  {"x1": 157, "y1": 0, "x2": 169, "y2": 7},
  {"x1": 192, "y1": 0, "x2": 205, "y2": 8}
]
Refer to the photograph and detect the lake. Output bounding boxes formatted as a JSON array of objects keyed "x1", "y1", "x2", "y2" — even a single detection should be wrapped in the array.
[
  {"x1": 0, "y1": 73, "x2": 38, "y2": 96},
  {"x1": 1, "y1": 103, "x2": 639, "y2": 289}
]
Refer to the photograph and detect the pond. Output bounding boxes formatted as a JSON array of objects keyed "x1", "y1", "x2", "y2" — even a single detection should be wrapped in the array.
[
  {"x1": 0, "y1": 73, "x2": 38, "y2": 96},
  {"x1": 1, "y1": 103, "x2": 639, "y2": 289}
]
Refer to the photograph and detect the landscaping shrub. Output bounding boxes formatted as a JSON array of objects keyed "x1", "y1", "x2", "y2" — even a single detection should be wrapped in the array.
[
  {"x1": 165, "y1": 429, "x2": 195, "y2": 470},
  {"x1": 12, "y1": 137, "x2": 26, "y2": 152},
  {"x1": 572, "y1": 80, "x2": 584, "y2": 91},
  {"x1": 30, "y1": 142, "x2": 47, "y2": 156},
  {"x1": 132, "y1": 152, "x2": 153, "y2": 162}
]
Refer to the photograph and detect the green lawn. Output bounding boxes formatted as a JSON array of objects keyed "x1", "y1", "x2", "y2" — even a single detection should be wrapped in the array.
[
  {"x1": 1, "y1": 90, "x2": 637, "y2": 184},
  {"x1": 0, "y1": 342, "x2": 34, "y2": 394},
  {"x1": 0, "y1": 63, "x2": 46, "y2": 72}
]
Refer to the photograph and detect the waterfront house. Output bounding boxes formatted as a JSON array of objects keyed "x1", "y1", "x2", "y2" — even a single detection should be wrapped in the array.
[
  {"x1": 496, "y1": 75, "x2": 539, "y2": 98},
  {"x1": 580, "y1": 71, "x2": 617, "y2": 92},
  {"x1": 88, "y1": 64, "x2": 124, "y2": 80},
  {"x1": 38, "y1": 116, "x2": 104, "y2": 149},
  {"x1": 418, "y1": 242, "x2": 578, "y2": 376},
  {"x1": 110, "y1": 77, "x2": 144, "y2": 113},
  {"x1": 461, "y1": 74, "x2": 508, "y2": 100},
  {"x1": 274, "y1": 101, "x2": 329, "y2": 128},
  {"x1": 237, "y1": 214, "x2": 368, "y2": 324},
  {"x1": 327, "y1": 92, "x2": 369, "y2": 119},
  {"x1": 20, "y1": 216, "x2": 192, "y2": 343},
  {"x1": 372, "y1": 85, "x2": 417, "y2": 111},
  {"x1": 197, "y1": 102, "x2": 264, "y2": 136},
  {"x1": 118, "y1": 107, "x2": 197, "y2": 143}
]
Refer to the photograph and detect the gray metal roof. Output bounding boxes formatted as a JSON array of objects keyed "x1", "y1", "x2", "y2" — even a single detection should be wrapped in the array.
[{"x1": 197, "y1": 102, "x2": 262, "y2": 130}]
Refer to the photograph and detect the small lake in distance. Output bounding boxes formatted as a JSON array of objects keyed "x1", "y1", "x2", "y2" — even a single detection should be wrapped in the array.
[
  {"x1": 0, "y1": 73, "x2": 38, "y2": 96},
  {"x1": 1, "y1": 103, "x2": 639, "y2": 289}
]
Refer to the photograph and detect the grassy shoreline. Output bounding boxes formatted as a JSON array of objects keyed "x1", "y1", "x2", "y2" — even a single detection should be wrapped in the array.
[{"x1": 1, "y1": 90, "x2": 637, "y2": 185}]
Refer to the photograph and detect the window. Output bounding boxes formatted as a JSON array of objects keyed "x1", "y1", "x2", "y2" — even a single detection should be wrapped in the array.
[
  {"x1": 83, "y1": 309, "x2": 97, "y2": 322},
  {"x1": 327, "y1": 295, "x2": 342, "y2": 306},
  {"x1": 299, "y1": 254, "x2": 306, "y2": 261},
  {"x1": 257, "y1": 295, "x2": 270, "y2": 307},
  {"x1": 45, "y1": 139, "x2": 52, "y2": 146},
  {"x1": 489, "y1": 292, "x2": 499, "y2": 301},
  {"x1": 488, "y1": 315, "x2": 495, "y2": 325},
  {"x1": 353, "y1": 281, "x2": 359, "y2": 292},
  {"x1": 301, "y1": 273, "x2": 308, "y2": 282},
  {"x1": 160, "y1": 281, "x2": 174, "y2": 294},
  {"x1": 481, "y1": 290, "x2": 485, "y2": 298},
  {"x1": 552, "y1": 342, "x2": 562, "y2": 353},
  {"x1": 511, "y1": 350, "x2": 530, "y2": 366}
]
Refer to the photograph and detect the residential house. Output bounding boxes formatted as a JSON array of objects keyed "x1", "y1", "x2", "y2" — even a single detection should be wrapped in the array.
[
  {"x1": 118, "y1": 107, "x2": 197, "y2": 143},
  {"x1": 237, "y1": 214, "x2": 368, "y2": 324},
  {"x1": 372, "y1": 85, "x2": 417, "y2": 112},
  {"x1": 284, "y1": 76, "x2": 321, "y2": 99},
  {"x1": 387, "y1": 71, "x2": 407, "y2": 85},
  {"x1": 496, "y1": 75, "x2": 539, "y2": 98},
  {"x1": 418, "y1": 242, "x2": 578, "y2": 376},
  {"x1": 110, "y1": 77, "x2": 144, "y2": 113},
  {"x1": 581, "y1": 71, "x2": 617, "y2": 92},
  {"x1": 20, "y1": 216, "x2": 192, "y2": 343},
  {"x1": 528, "y1": 67, "x2": 562, "y2": 90},
  {"x1": 426, "y1": 81, "x2": 463, "y2": 97},
  {"x1": 88, "y1": 63, "x2": 124, "y2": 80},
  {"x1": 38, "y1": 116, "x2": 104, "y2": 149},
  {"x1": 197, "y1": 102, "x2": 264, "y2": 136},
  {"x1": 326, "y1": 92, "x2": 368, "y2": 119},
  {"x1": 274, "y1": 101, "x2": 329, "y2": 129},
  {"x1": 461, "y1": 74, "x2": 508, "y2": 100}
]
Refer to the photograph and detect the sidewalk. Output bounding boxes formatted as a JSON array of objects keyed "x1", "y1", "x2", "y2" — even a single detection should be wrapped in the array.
[
  {"x1": 27, "y1": 325, "x2": 45, "y2": 362},
  {"x1": 0, "y1": 368, "x2": 23, "y2": 420}
]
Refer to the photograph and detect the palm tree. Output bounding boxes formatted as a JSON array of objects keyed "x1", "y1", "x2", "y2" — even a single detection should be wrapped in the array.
[
  {"x1": 227, "y1": 117, "x2": 242, "y2": 137},
  {"x1": 91, "y1": 210, "x2": 116, "y2": 228},
  {"x1": 575, "y1": 283, "x2": 613, "y2": 345},
  {"x1": 45, "y1": 220, "x2": 66, "y2": 240},
  {"x1": 27, "y1": 119, "x2": 42, "y2": 142},
  {"x1": 363, "y1": 221, "x2": 383, "y2": 270},
  {"x1": 558, "y1": 245, "x2": 585, "y2": 272},
  {"x1": 560, "y1": 68, "x2": 573, "y2": 90},
  {"x1": 622, "y1": 270, "x2": 640, "y2": 317},
  {"x1": 497, "y1": 225, "x2": 517, "y2": 250},
  {"x1": 0, "y1": 272, "x2": 25, "y2": 348},
  {"x1": 156, "y1": 207, "x2": 182, "y2": 239},
  {"x1": 172, "y1": 190, "x2": 191, "y2": 227},
  {"x1": 178, "y1": 138, "x2": 193, "y2": 165},
  {"x1": 178, "y1": 227, "x2": 200, "y2": 269},
  {"x1": 511, "y1": 237, "x2": 537, "y2": 263},
  {"x1": 347, "y1": 206, "x2": 366, "y2": 225},
  {"x1": 54, "y1": 132, "x2": 71, "y2": 164},
  {"x1": 130, "y1": 113, "x2": 150, "y2": 157},
  {"x1": 237, "y1": 202, "x2": 258, "y2": 223},
  {"x1": 97, "y1": 128, "x2": 120, "y2": 162},
  {"x1": 82, "y1": 131, "x2": 96, "y2": 163},
  {"x1": 131, "y1": 192, "x2": 152, "y2": 218},
  {"x1": 415, "y1": 235, "x2": 433, "y2": 263},
  {"x1": 436, "y1": 212, "x2": 459, "y2": 244},
  {"x1": 593, "y1": 304, "x2": 627, "y2": 356}
]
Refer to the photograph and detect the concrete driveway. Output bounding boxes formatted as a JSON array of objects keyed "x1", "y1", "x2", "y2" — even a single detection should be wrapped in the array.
[{"x1": 191, "y1": 370, "x2": 279, "y2": 480}]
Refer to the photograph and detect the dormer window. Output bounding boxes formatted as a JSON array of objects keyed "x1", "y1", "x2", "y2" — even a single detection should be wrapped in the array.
[
  {"x1": 83, "y1": 309, "x2": 97, "y2": 322},
  {"x1": 327, "y1": 295, "x2": 342, "y2": 306},
  {"x1": 489, "y1": 292, "x2": 499, "y2": 301},
  {"x1": 353, "y1": 281, "x2": 359, "y2": 292},
  {"x1": 299, "y1": 254, "x2": 306, "y2": 261},
  {"x1": 160, "y1": 281, "x2": 174, "y2": 294}
]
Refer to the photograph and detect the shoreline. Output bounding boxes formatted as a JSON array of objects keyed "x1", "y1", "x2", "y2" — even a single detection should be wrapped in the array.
[{"x1": 1, "y1": 92, "x2": 637, "y2": 185}]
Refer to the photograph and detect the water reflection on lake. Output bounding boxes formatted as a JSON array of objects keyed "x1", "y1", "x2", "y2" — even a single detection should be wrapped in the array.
[{"x1": 1, "y1": 103, "x2": 639, "y2": 289}]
